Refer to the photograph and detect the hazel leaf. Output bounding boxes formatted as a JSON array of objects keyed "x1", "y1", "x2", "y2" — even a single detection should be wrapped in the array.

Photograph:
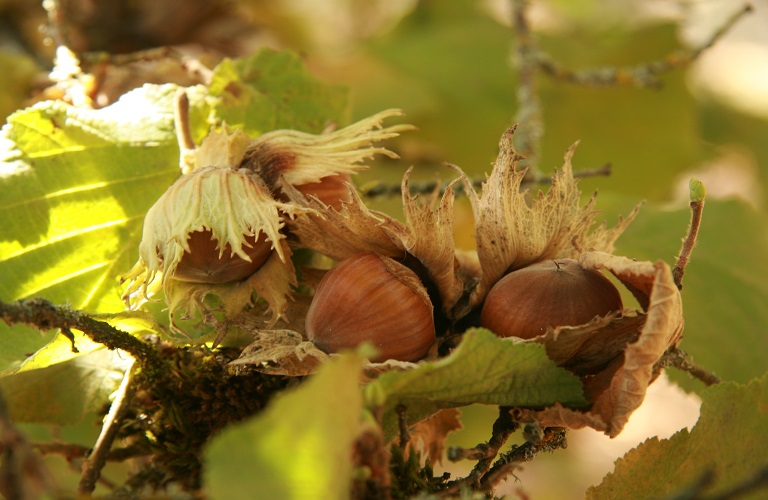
[
  {"x1": 0, "y1": 348, "x2": 130, "y2": 425},
  {"x1": 367, "y1": 328, "x2": 586, "y2": 438},
  {"x1": 0, "y1": 84, "x2": 200, "y2": 373},
  {"x1": 587, "y1": 373, "x2": 768, "y2": 499},
  {"x1": 208, "y1": 49, "x2": 349, "y2": 135},
  {"x1": 204, "y1": 352, "x2": 365, "y2": 499}
]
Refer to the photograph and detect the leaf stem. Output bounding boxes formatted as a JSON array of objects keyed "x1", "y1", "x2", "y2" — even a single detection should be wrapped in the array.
[
  {"x1": 673, "y1": 179, "x2": 706, "y2": 290},
  {"x1": 657, "y1": 347, "x2": 721, "y2": 386},
  {"x1": 77, "y1": 359, "x2": 136, "y2": 496}
]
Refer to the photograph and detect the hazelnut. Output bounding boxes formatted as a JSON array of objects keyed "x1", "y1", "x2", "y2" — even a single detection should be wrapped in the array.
[
  {"x1": 305, "y1": 252, "x2": 436, "y2": 362},
  {"x1": 174, "y1": 229, "x2": 273, "y2": 284},
  {"x1": 480, "y1": 259, "x2": 623, "y2": 339},
  {"x1": 295, "y1": 173, "x2": 353, "y2": 211}
]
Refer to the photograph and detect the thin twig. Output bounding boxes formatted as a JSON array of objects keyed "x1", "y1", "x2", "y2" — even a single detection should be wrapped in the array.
[
  {"x1": 480, "y1": 427, "x2": 567, "y2": 490},
  {"x1": 32, "y1": 442, "x2": 149, "y2": 462},
  {"x1": 511, "y1": 0, "x2": 543, "y2": 176},
  {"x1": 657, "y1": 347, "x2": 721, "y2": 386},
  {"x1": 396, "y1": 404, "x2": 410, "y2": 451},
  {"x1": 0, "y1": 298, "x2": 166, "y2": 377},
  {"x1": 360, "y1": 163, "x2": 611, "y2": 199},
  {"x1": 462, "y1": 407, "x2": 519, "y2": 486},
  {"x1": 674, "y1": 178, "x2": 706, "y2": 290},
  {"x1": 537, "y1": 5, "x2": 752, "y2": 89},
  {"x1": 77, "y1": 359, "x2": 137, "y2": 495}
]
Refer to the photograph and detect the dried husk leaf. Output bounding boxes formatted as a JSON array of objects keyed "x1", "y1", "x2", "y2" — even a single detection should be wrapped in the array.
[
  {"x1": 230, "y1": 329, "x2": 329, "y2": 377},
  {"x1": 241, "y1": 109, "x2": 413, "y2": 189},
  {"x1": 517, "y1": 251, "x2": 684, "y2": 437},
  {"x1": 191, "y1": 125, "x2": 250, "y2": 173},
  {"x1": 285, "y1": 169, "x2": 467, "y2": 319},
  {"x1": 463, "y1": 127, "x2": 638, "y2": 308},
  {"x1": 406, "y1": 408, "x2": 463, "y2": 466}
]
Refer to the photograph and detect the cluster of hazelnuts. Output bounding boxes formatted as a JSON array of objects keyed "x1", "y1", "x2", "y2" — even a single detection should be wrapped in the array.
[
  {"x1": 182, "y1": 226, "x2": 623, "y2": 364},
  {"x1": 126, "y1": 111, "x2": 628, "y2": 364},
  {"x1": 305, "y1": 252, "x2": 623, "y2": 363}
]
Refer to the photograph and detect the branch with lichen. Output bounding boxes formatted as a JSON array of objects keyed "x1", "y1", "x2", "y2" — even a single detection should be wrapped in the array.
[
  {"x1": 0, "y1": 298, "x2": 166, "y2": 376},
  {"x1": 447, "y1": 407, "x2": 519, "y2": 489},
  {"x1": 536, "y1": 5, "x2": 752, "y2": 89}
]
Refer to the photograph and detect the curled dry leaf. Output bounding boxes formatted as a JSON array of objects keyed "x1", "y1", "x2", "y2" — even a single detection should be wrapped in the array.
[
  {"x1": 229, "y1": 329, "x2": 329, "y2": 377},
  {"x1": 406, "y1": 408, "x2": 463, "y2": 466},
  {"x1": 517, "y1": 251, "x2": 684, "y2": 437}
]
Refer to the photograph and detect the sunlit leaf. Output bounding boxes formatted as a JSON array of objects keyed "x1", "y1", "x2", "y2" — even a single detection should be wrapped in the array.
[
  {"x1": 0, "y1": 348, "x2": 130, "y2": 425},
  {"x1": 588, "y1": 373, "x2": 768, "y2": 499},
  {"x1": 209, "y1": 49, "x2": 349, "y2": 135},
  {"x1": 204, "y1": 352, "x2": 365, "y2": 499},
  {"x1": 367, "y1": 328, "x2": 586, "y2": 438}
]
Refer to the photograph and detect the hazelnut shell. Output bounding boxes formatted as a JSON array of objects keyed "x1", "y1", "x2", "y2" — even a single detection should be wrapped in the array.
[
  {"x1": 481, "y1": 259, "x2": 623, "y2": 339},
  {"x1": 305, "y1": 252, "x2": 436, "y2": 362}
]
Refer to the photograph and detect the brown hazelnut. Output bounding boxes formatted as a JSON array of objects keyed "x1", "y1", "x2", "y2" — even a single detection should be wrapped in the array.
[
  {"x1": 296, "y1": 173, "x2": 352, "y2": 210},
  {"x1": 305, "y1": 252, "x2": 436, "y2": 362},
  {"x1": 480, "y1": 259, "x2": 623, "y2": 339},
  {"x1": 174, "y1": 229, "x2": 273, "y2": 284}
]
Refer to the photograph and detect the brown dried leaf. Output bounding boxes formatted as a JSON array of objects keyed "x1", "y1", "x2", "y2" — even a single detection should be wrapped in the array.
[
  {"x1": 285, "y1": 181, "x2": 406, "y2": 260},
  {"x1": 286, "y1": 169, "x2": 469, "y2": 318},
  {"x1": 407, "y1": 408, "x2": 463, "y2": 466},
  {"x1": 230, "y1": 329, "x2": 329, "y2": 377},
  {"x1": 517, "y1": 251, "x2": 683, "y2": 437}
]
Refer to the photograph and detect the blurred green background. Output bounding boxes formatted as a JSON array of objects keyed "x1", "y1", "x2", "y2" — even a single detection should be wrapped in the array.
[{"x1": 1, "y1": 0, "x2": 766, "y2": 497}]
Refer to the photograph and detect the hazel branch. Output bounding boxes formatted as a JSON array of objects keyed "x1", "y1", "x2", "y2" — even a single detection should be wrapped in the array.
[
  {"x1": 511, "y1": 0, "x2": 543, "y2": 176},
  {"x1": 481, "y1": 426, "x2": 567, "y2": 490},
  {"x1": 77, "y1": 360, "x2": 137, "y2": 495},
  {"x1": 451, "y1": 407, "x2": 519, "y2": 486},
  {"x1": 0, "y1": 298, "x2": 166, "y2": 377},
  {"x1": 537, "y1": 5, "x2": 752, "y2": 89},
  {"x1": 360, "y1": 163, "x2": 611, "y2": 199},
  {"x1": 657, "y1": 347, "x2": 721, "y2": 386},
  {"x1": 674, "y1": 178, "x2": 706, "y2": 290}
]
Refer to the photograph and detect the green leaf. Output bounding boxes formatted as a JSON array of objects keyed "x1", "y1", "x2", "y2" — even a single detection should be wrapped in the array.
[
  {"x1": 0, "y1": 347, "x2": 130, "y2": 425},
  {"x1": 0, "y1": 84, "x2": 193, "y2": 372},
  {"x1": 367, "y1": 328, "x2": 586, "y2": 438},
  {"x1": 209, "y1": 49, "x2": 349, "y2": 135},
  {"x1": 204, "y1": 352, "x2": 365, "y2": 499},
  {"x1": 587, "y1": 373, "x2": 768, "y2": 499},
  {"x1": 614, "y1": 199, "x2": 768, "y2": 389}
]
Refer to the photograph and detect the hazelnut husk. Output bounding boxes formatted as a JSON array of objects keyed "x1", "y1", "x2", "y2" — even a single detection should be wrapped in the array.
[
  {"x1": 174, "y1": 230, "x2": 274, "y2": 284},
  {"x1": 305, "y1": 252, "x2": 436, "y2": 362},
  {"x1": 480, "y1": 259, "x2": 623, "y2": 339}
]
